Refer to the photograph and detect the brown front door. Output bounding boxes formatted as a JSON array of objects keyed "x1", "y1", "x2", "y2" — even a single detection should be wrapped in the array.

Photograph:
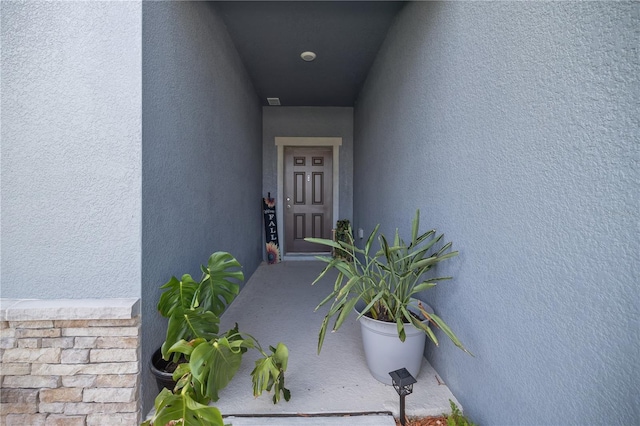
[{"x1": 284, "y1": 147, "x2": 332, "y2": 253}]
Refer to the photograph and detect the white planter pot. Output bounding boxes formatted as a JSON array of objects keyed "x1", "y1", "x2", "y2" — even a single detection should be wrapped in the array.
[{"x1": 357, "y1": 301, "x2": 433, "y2": 385}]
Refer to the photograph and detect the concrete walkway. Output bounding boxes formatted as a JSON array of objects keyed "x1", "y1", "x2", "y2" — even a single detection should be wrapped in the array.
[{"x1": 213, "y1": 260, "x2": 460, "y2": 425}]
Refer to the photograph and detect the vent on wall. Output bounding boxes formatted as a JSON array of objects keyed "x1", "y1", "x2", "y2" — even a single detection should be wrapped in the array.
[{"x1": 267, "y1": 97, "x2": 281, "y2": 106}]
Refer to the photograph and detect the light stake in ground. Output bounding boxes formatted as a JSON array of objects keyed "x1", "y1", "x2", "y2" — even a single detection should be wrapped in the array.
[{"x1": 390, "y1": 368, "x2": 417, "y2": 426}]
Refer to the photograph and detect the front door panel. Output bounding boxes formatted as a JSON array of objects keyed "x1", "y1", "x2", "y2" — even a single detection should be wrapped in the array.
[{"x1": 284, "y1": 147, "x2": 332, "y2": 253}]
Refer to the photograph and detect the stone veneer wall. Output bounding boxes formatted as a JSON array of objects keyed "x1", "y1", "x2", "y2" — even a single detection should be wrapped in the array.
[{"x1": 0, "y1": 299, "x2": 140, "y2": 425}]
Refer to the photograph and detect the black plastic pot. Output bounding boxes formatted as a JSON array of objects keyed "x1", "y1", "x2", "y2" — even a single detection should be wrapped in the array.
[{"x1": 150, "y1": 348, "x2": 177, "y2": 393}]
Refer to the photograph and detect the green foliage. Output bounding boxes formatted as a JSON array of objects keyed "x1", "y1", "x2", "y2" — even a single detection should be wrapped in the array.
[
  {"x1": 251, "y1": 343, "x2": 291, "y2": 404},
  {"x1": 446, "y1": 400, "x2": 477, "y2": 426},
  {"x1": 147, "y1": 252, "x2": 291, "y2": 426},
  {"x1": 189, "y1": 336, "x2": 243, "y2": 402},
  {"x1": 141, "y1": 389, "x2": 223, "y2": 426},
  {"x1": 198, "y1": 252, "x2": 243, "y2": 316},
  {"x1": 334, "y1": 219, "x2": 352, "y2": 261},
  {"x1": 305, "y1": 210, "x2": 472, "y2": 355},
  {"x1": 157, "y1": 252, "x2": 241, "y2": 361}
]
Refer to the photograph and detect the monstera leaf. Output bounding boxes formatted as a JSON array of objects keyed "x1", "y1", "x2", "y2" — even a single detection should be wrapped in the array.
[
  {"x1": 142, "y1": 388, "x2": 223, "y2": 426},
  {"x1": 189, "y1": 336, "x2": 245, "y2": 402},
  {"x1": 157, "y1": 274, "x2": 199, "y2": 317},
  {"x1": 161, "y1": 307, "x2": 220, "y2": 360},
  {"x1": 151, "y1": 252, "x2": 292, "y2": 426},
  {"x1": 198, "y1": 252, "x2": 243, "y2": 316},
  {"x1": 251, "y1": 343, "x2": 291, "y2": 404},
  {"x1": 157, "y1": 252, "x2": 245, "y2": 361}
]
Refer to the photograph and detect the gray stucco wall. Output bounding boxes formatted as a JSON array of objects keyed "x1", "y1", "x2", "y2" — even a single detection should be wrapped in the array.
[
  {"x1": 141, "y1": 2, "x2": 262, "y2": 412},
  {"x1": 262, "y1": 107, "x2": 354, "y2": 224},
  {"x1": 354, "y1": 2, "x2": 639, "y2": 424},
  {"x1": 1, "y1": 2, "x2": 142, "y2": 299}
]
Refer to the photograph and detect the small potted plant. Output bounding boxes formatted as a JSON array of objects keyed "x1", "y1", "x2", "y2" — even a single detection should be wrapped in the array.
[
  {"x1": 144, "y1": 252, "x2": 290, "y2": 426},
  {"x1": 305, "y1": 210, "x2": 472, "y2": 384},
  {"x1": 334, "y1": 219, "x2": 353, "y2": 261}
]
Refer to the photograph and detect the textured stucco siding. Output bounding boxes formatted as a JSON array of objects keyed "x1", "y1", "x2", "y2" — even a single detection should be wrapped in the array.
[
  {"x1": 1, "y1": 2, "x2": 142, "y2": 299},
  {"x1": 141, "y1": 2, "x2": 262, "y2": 413},
  {"x1": 354, "y1": 2, "x2": 639, "y2": 424}
]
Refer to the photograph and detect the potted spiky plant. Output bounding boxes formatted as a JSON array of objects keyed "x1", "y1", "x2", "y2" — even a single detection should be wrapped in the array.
[
  {"x1": 144, "y1": 252, "x2": 290, "y2": 426},
  {"x1": 305, "y1": 210, "x2": 472, "y2": 384}
]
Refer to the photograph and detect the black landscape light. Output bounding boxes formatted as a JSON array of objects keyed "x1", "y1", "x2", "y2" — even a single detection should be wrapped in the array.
[{"x1": 389, "y1": 368, "x2": 417, "y2": 426}]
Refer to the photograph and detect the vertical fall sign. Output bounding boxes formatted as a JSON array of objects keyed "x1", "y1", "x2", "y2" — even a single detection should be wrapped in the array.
[{"x1": 263, "y1": 196, "x2": 281, "y2": 264}]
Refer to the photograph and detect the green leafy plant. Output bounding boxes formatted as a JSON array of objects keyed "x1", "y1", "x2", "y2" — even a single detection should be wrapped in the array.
[
  {"x1": 143, "y1": 252, "x2": 291, "y2": 426},
  {"x1": 305, "y1": 210, "x2": 472, "y2": 355},
  {"x1": 446, "y1": 400, "x2": 477, "y2": 426},
  {"x1": 334, "y1": 219, "x2": 352, "y2": 261}
]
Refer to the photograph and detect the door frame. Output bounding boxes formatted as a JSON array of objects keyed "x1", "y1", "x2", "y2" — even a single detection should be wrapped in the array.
[{"x1": 276, "y1": 137, "x2": 342, "y2": 255}]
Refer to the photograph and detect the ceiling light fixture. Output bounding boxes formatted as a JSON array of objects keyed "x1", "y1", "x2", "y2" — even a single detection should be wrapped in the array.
[{"x1": 300, "y1": 51, "x2": 316, "y2": 62}]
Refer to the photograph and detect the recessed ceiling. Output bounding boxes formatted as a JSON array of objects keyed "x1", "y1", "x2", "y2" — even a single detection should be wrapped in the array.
[{"x1": 213, "y1": 1, "x2": 406, "y2": 107}]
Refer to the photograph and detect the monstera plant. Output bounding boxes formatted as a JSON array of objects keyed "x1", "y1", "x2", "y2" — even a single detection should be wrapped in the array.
[{"x1": 143, "y1": 252, "x2": 290, "y2": 426}]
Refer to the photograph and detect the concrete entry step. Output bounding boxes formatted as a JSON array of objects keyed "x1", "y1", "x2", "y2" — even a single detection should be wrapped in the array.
[{"x1": 225, "y1": 413, "x2": 396, "y2": 425}]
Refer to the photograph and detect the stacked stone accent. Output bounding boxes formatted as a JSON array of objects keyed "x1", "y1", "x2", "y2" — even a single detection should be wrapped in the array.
[{"x1": 0, "y1": 299, "x2": 140, "y2": 426}]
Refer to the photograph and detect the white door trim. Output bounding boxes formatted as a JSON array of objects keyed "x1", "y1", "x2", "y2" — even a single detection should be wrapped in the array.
[{"x1": 276, "y1": 137, "x2": 342, "y2": 255}]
